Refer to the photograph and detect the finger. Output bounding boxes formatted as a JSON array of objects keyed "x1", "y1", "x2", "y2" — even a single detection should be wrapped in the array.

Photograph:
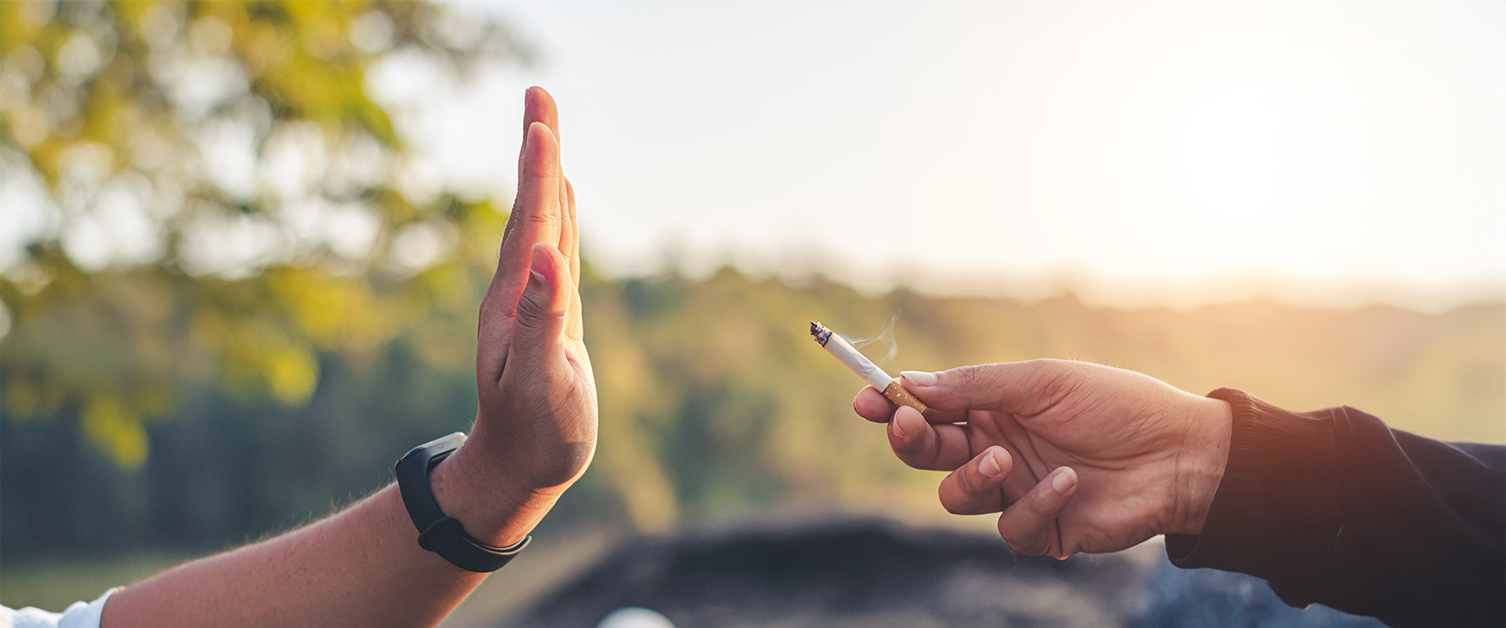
[
  {"x1": 563, "y1": 244, "x2": 584, "y2": 345},
  {"x1": 938, "y1": 447, "x2": 1012, "y2": 515},
  {"x1": 481, "y1": 122, "x2": 563, "y2": 381},
  {"x1": 522, "y1": 86, "x2": 560, "y2": 150},
  {"x1": 532, "y1": 88, "x2": 570, "y2": 261},
  {"x1": 505, "y1": 88, "x2": 562, "y2": 243},
  {"x1": 888, "y1": 406, "x2": 973, "y2": 471},
  {"x1": 508, "y1": 243, "x2": 572, "y2": 377},
  {"x1": 556, "y1": 153, "x2": 569, "y2": 255},
  {"x1": 528, "y1": 87, "x2": 580, "y2": 339},
  {"x1": 900, "y1": 361, "x2": 1069, "y2": 416},
  {"x1": 853, "y1": 385, "x2": 892, "y2": 423},
  {"x1": 997, "y1": 466, "x2": 1078, "y2": 557},
  {"x1": 561, "y1": 177, "x2": 580, "y2": 287},
  {"x1": 855, "y1": 382, "x2": 968, "y2": 424},
  {"x1": 563, "y1": 268, "x2": 584, "y2": 343},
  {"x1": 902, "y1": 372, "x2": 968, "y2": 423}
]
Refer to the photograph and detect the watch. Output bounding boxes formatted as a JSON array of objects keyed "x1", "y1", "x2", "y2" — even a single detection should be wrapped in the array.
[{"x1": 394, "y1": 432, "x2": 530, "y2": 573}]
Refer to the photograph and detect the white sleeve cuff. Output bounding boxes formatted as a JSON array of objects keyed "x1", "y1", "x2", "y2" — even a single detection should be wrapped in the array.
[
  {"x1": 59, "y1": 589, "x2": 114, "y2": 628},
  {"x1": 5, "y1": 588, "x2": 117, "y2": 628}
]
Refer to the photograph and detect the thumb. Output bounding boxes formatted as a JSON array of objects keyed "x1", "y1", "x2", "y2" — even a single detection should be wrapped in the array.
[
  {"x1": 510, "y1": 243, "x2": 571, "y2": 375},
  {"x1": 900, "y1": 360, "x2": 1065, "y2": 416}
]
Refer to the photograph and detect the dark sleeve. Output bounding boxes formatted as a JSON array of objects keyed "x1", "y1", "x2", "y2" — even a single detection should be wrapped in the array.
[{"x1": 1163, "y1": 388, "x2": 1505, "y2": 628}]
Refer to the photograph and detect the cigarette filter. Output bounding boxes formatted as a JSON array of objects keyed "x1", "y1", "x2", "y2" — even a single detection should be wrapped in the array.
[{"x1": 810, "y1": 321, "x2": 928, "y2": 416}]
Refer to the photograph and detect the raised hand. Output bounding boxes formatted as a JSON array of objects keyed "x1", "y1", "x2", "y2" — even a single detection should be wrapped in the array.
[
  {"x1": 99, "y1": 88, "x2": 599, "y2": 628},
  {"x1": 445, "y1": 87, "x2": 597, "y2": 545},
  {"x1": 853, "y1": 359, "x2": 1231, "y2": 558}
]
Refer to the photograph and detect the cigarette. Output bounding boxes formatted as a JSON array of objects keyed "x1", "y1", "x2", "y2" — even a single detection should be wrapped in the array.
[{"x1": 810, "y1": 321, "x2": 928, "y2": 416}]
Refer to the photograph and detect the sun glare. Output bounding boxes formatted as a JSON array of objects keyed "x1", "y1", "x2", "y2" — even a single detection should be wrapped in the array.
[
  {"x1": 1159, "y1": 68, "x2": 1361, "y2": 219},
  {"x1": 1109, "y1": 55, "x2": 1388, "y2": 284}
]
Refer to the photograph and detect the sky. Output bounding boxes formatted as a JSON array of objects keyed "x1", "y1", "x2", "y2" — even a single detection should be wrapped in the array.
[{"x1": 382, "y1": 0, "x2": 1505, "y2": 309}]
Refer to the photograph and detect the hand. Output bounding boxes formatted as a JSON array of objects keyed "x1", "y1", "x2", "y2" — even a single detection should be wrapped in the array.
[
  {"x1": 853, "y1": 359, "x2": 1231, "y2": 558},
  {"x1": 442, "y1": 87, "x2": 597, "y2": 543}
]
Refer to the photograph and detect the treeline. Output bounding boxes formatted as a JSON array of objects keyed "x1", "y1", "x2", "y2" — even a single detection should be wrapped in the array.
[{"x1": 5, "y1": 266, "x2": 1502, "y2": 563}]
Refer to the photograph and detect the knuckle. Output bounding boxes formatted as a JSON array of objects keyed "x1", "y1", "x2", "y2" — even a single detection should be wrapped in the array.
[
  {"x1": 1024, "y1": 359, "x2": 1076, "y2": 405},
  {"x1": 923, "y1": 446, "x2": 949, "y2": 470},
  {"x1": 478, "y1": 291, "x2": 517, "y2": 324},
  {"x1": 997, "y1": 528, "x2": 1034, "y2": 555},
  {"x1": 517, "y1": 283, "x2": 568, "y2": 321},
  {"x1": 957, "y1": 464, "x2": 987, "y2": 495},
  {"x1": 1026, "y1": 491, "x2": 1062, "y2": 518},
  {"x1": 521, "y1": 210, "x2": 560, "y2": 227},
  {"x1": 523, "y1": 166, "x2": 561, "y2": 182},
  {"x1": 940, "y1": 491, "x2": 967, "y2": 515},
  {"x1": 938, "y1": 475, "x2": 979, "y2": 514},
  {"x1": 1020, "y1": 359, "x2": 1056, "y2": 387},
  {"x1": 894, "y1": 450, "x2": 927, "y2": 470},
  {"x1": 1001, "y1": 533, "x2": 1048, "y2": 557},
  {"x1": 951, "y1": 364, "x2": 988, "y2": 389},
  {"x1": 952, "y1": 470, "x2": 975, "y2": 496},
  {"x1": 953, "y1": 363, "x2": 1007, "y2": 396},
  {"x1": 894, "y1": 448, "x2": 932, "y2": 471},
  {"x1": 515, "y1": 294, "x2": 555, "y2": 328}
]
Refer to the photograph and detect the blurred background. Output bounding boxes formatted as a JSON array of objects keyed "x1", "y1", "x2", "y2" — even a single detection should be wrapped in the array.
[{"x1": 1, "y1": 1, "x2": 1501, "y2": 625}]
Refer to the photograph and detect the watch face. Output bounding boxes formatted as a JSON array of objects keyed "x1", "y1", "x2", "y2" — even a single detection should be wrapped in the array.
[
  {"x1": 399, "y1": 433, "x2": 467, "y2": 467},
  {"x1": 424, "y1": 432, "x2": 467, "y2": 451}
]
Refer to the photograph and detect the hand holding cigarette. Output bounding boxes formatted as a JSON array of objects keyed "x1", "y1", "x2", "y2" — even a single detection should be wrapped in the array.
[{"x1": 851, "y1": 359, "x2": 1232, "y2": 560}]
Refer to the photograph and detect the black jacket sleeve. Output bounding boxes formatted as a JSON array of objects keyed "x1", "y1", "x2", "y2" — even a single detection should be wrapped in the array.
[{"x1": 1163, "y1": 389, "x2": 1505, "y2": 628}]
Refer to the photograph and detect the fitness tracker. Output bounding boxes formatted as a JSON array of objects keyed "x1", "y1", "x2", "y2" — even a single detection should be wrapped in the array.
[{"x1": 394, "y1": 432, "x2": 530, "y2": 573}]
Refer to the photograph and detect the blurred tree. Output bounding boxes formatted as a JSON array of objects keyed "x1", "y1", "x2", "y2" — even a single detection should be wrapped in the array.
[{"x1": 1, "y1": 0, "x2": 528, "y2": 467}]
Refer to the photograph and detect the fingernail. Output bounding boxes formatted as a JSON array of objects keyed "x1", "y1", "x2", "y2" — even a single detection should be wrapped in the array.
[
  {"x1": 890, "y1": 415, "x2": 906, "y2": 438},
  {"x1": 979, "y1": 449, "x2": 1004, "y2": 477},
  {"x1": 1051, "y1": 467, "x2": 1077, "y2": 493},
  {"x1": 526, "y1": 122, "x2": 552, "y2": 161},
  {"x1": 529, "y1": 244, "x2": 553, "y2": 286},
  {"x1": 901, "y1": 371, "x2": 937, "y2": 386}
]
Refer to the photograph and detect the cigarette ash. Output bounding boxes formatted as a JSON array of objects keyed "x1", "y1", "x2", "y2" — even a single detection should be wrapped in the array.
[{"x1": 809, "y1": 322, "x2": 833, "y2": 347}]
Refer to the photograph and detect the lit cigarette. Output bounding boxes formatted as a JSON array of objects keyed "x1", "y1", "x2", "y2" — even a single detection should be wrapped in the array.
[{"x1": 810, "y1": 321, "x2": 928, "y2": 416}]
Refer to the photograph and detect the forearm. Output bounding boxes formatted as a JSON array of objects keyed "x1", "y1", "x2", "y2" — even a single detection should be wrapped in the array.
[
  {"x1": 1167, "y1": 389, "x2": 1506, "y2": 628},
  {"x1": 101, "y1": 445, "x2": 554, "y2": 628}
]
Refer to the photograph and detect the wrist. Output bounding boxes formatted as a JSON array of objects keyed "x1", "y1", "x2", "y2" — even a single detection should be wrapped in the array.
[
  {"x1": 427, "y1": 438, "x2": 561, "y2": 547},
  {"x1": 1167, "y1": 395, "x2": 1233, "y2": 536}
]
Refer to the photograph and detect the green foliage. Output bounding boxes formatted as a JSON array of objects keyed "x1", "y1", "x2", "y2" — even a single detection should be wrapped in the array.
[{"x1": 1, "y1": 0, "x2": 526, "y2": 467}]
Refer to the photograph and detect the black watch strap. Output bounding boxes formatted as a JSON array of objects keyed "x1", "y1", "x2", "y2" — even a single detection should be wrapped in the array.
[{"x1": 394, "y1": 432, "x2": 530, "y2": 573}]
